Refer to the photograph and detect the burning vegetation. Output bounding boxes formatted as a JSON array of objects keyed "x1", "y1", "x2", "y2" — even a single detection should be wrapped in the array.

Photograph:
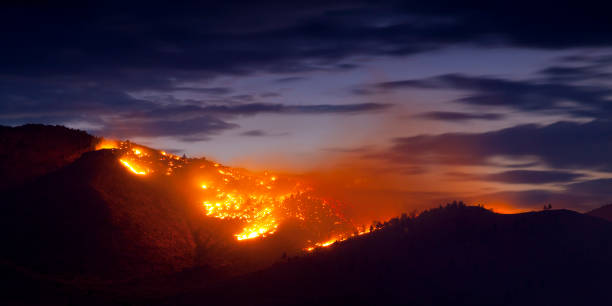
[{"x1": 98, "y1": 139, "x2": 378, "y2": 251}]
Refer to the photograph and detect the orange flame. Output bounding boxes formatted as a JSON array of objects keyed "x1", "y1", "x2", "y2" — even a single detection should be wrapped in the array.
[
  {"x1": 110, "y1": 139, "x2": 366, "y2": 246},
  {"x1": 95, "y1": 139, "x2": 118, "y2": 150},
  {"x1": 119, "y1": 159, "x2": 147, "y2": 175}
]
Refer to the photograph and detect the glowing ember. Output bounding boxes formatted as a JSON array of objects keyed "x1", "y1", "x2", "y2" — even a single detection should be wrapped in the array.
[
  {"x1": 317, "y1": 239, "x2": 337, "y2": 247},
  {"x1": 95, "y1": 139, "x2": 118, "y2": 150},
  {"x1": 119, "y1": 159, "x2": 147, "y2": 175},
  {"x1": 110, "y1": 139, "x2": 364, "y2": 247}
]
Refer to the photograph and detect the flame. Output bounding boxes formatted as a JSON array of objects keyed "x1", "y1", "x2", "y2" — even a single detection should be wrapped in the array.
[
  {"x1": 304, "y1": 226, "x2": 377, "y2": 251},
  {"x1": 316, "y1": 239, "x2": 337, "y2": 247},
  {"x1": 119, "y1": 159, "x2": 147, "y2": 175},
  {"x1": 96, "y1": 139, "x2": 118, "y2": 150},
  {"x1": 110, "y1": 139, "x2": 366, "y2": 247}
]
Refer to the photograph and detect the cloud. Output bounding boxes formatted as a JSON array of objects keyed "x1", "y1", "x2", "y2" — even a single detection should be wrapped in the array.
[
  {"x1": 537, "y1": 66, "x2": 612, "y2": 82},
  {"x1": 168, "y1": 87, "x2": 233, "y2": 95},
  {"x1": 469, "y1": 178, "x2": 612, "y2": 211},
  {"x1": 238, "y1": 129, "x2": 289, "y2": 137},
  {"x1": 275, "y1": 77, "x2": 308, "y2": 83},
  {"x1": 3, "y1": 2, "x2": 612, "y2": 81},
  {"x1": 98, "y1": 116, "x2": 239, "y2": 139},
  {"x1": 450, "y1": 170, "x2": 585, "y2": 184},
  {"x1": 465, "y1": 189, "x2": 594, "y2": 211},
  {"x1": 85, "y1": 101, "x2": 387, "y2": 139},
  {"x1": 567, "y1": 178, "x2": 612, "y2": 195},
  {"x1": 0, "y1": 71, "x2": 390, "y2": 139},
  {"x1": 416, "y1": 111, "x2": 505, "y2": 121},
  {"x1": 322, "y1": 145, "x2": 376, "y2": 153},
  {"x1": 240, "y1": 130, "x2": 267, "y2": 137},
  {"x1": 3, "y1": 1, "x2": 612, "y2": 143},
  {"x1": 371, "y1": 73, "x2": 612, "y2": 119},
  {"x1": 259, "y1": 92, "x2": 281, "y2": 98},
  {"x1": 378, "y1": 120, "x2": 612, "y2": 172},
  {"x1": 126, "y1": 102, "x2": 392, "y2": 120}
]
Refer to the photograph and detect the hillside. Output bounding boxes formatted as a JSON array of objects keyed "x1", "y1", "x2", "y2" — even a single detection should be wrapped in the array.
[
  {"x1": 157, "y1": 204, "x2": 612, "y2": 306},
  {"x1": 2, "y1": 125, "x2": 612, "y2": 306},
  {"x1": 0, "y1": 124, "x2": 98, "y2": 191},
  {"x1": 586, "y1": 203, "x2": 612, "y2": 221},
  {"x1": 0, "y1": 125, "x2": 367, "y2": 297},
  {"x1": 1, "y1": 149, "x2": 197, "y2": 279}
]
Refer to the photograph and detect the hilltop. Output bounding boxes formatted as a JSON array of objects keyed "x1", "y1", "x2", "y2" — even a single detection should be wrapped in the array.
[
  {"x1": 587, "y1": 203, "x2": 612, "y2": 221},
  {"x1": 2, "y1": 125, "x2": 612, "y2": 306},
  {"x1": 158, "y1": 203, "x2": 612, "y2": 306},
  {"x1": 0, "y1": 124, "x2": 97, "y2": 190}
]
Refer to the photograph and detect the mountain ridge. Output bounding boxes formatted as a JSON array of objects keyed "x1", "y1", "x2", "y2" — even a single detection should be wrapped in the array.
[{"x1": 2, "y1": 124, "x2": 612, "y2": 306}]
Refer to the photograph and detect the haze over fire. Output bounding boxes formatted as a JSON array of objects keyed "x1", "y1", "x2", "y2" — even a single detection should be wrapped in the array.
[{"x1": 98, "y1": 139, "x2": 376, "y2": 250}]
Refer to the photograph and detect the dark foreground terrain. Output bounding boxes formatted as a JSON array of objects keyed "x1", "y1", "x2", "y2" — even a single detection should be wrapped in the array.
[{"x1": 1, "y1": 125, "x2": 612, "y2": 306}]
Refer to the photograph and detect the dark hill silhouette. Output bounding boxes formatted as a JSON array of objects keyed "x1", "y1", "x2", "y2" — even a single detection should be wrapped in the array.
[
  {"x1": 0, "y1": 124, "x2": 97, "y2": 191},
  {"x1": 586, "y1": 203, "x2": 612, "y2": 221},
  {"x1": 154, "y1": 203, "x2": 612, "y2": 306},
  {"x1": 0, "y1": 125, "x2": 348, "y2": 302},
  {"x1": 2, "y1": 125, "x2": 612, "y2": 306},
  {"x1": 1, "y1": 149, "x2": 197, "y2": 280}
]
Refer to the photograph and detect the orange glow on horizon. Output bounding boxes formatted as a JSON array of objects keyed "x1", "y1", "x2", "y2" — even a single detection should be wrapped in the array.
[{"x1": 487, "y1": 204, "x2": 529, "y2": 214}]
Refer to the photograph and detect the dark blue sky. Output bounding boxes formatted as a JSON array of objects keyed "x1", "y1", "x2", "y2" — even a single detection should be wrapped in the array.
[{"x1": 2, "y1": 1, "x2": 612, "y2": 211}]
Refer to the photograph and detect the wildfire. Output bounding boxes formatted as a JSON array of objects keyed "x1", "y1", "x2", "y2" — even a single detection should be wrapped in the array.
[
  {"x1": 95, "y1": 138, "x2": 119, "y2": 150},
  {"x1": 109, "y1": 139, "x2": 364, "y2": 247},
  {"x1": 304, "y1": 226, "x2": 377, "y2": 251},
  {"x1": 119, "y1": 159, "x2": 147, "y2": 175}
]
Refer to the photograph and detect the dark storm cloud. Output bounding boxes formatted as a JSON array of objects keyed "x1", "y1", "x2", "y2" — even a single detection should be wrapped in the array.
[
  {"x1": 2, "y1": 1, "x2": 612, "y2": 139},
  {"x1": 416, "y1": 111, "x2": 504, "y2": 121},
  {"x1": 450, "y1": 170, "x2": 584, "y2": 184},
  {"x1": 371, "y1": 73, "x2": 612, "y2": 119},
  {"x1": 3, "y1": 1, "x2": 612, "y2": 79},
  {"x1": 380, "y1": 120, "x2": 612, "y2": 172}
]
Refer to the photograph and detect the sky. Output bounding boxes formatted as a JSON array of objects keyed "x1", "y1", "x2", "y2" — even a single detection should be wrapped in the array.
[{"x1": 2, "y1": 1, "x2": 612, "y2": 212}]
